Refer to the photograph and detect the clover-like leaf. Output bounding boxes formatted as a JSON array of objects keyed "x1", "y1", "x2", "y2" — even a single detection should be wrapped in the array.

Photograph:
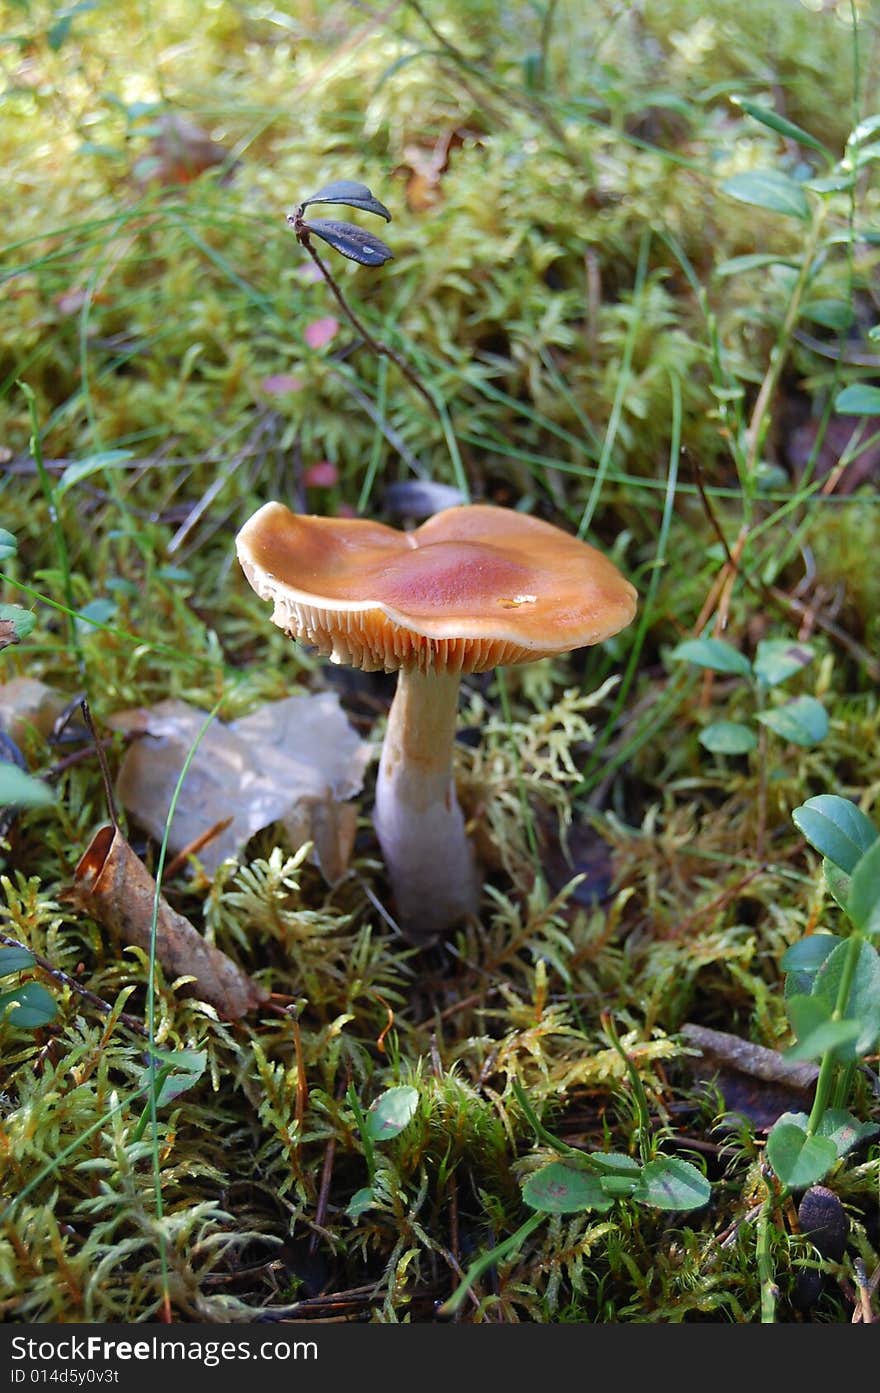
[
  {"x1": 766, "y1": 1116, "x2": 837, "y2": 1189},
  {"x1": 634, "y1": 1157, "x2": 711, "y2": 1212},
  {"x1": 522, "y1": 1162, "x2": 614, "y2": 1214},
  {"x1": 0, "y1": 981, "x2": 57, "y2": 1029},
  {"x1": 365, "y1": 1085, "x2": 419, "y2": 1141}
]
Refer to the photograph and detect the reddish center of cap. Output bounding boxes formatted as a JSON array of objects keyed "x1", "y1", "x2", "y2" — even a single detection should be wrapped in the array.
[{"x1": 374, "y1": 541, "x2": 534, "y2": 615}]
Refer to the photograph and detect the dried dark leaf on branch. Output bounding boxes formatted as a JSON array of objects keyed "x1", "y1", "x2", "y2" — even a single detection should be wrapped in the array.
[
  {"x1": 304, "y1": 218, "x2": 394, "y2": 267},
  {"x1": 66, "y1": 825, "x2": 267, "y2": 1020},
  {"x1": 301, "y1": 180, "x2": 392, "y2": 222}
]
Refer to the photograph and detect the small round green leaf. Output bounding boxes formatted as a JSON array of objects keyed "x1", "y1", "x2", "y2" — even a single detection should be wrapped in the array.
[
  {"x1": 699, "y1": 721, "x2": 757, "y2": 755},
  {"x1": 522, "y1": 1162, "x2": 614, "y2": 1214},
  {"x1": 365, "y1": 1085, "x2": 419, "y2": 1141},
  {"x1": 721, "y1": 170, "x2": 810, "y2": 220},
  {"x1": 815, "y1": 1108, "x2": 880, "y2": 1158},
  {"x1": 801, "y1": 300, "x2": 854, "y2": 332},
  {"x1": 847, "y1": 839, "x2": 880, "y2": 938},
  {"x1": 669, "y1": 637, "x2": 752, "y2": 676},
  {"x1": 0, "y1": 528, "x2": 18, "y2": 562},
  {"x1": 753, "y1": 639, "x2": 814, "y2": 687},
  {"x1": 766, "y1": 1119, "x2": 837, "y2": 1189},
  {"x1": 823, "y1": 861, "x2": 852, "y2": 913},
  {"x1": 781, "y1": 935, "x2": 842, "y2": 976},
  {"x1": 0, "y1": 605, "x2": 35, "y2": 648},
  {"x1": 834, "y1": 385, "x2": 880, "y2": 416},
  {"x1": 0, "y1": 946, "x2": 36, "y2": 976},
  {"x1": 814, "y1": 940, "x2": 880, "y2": 1058},
  {"x1": 793, "y1": 796, "x2": 878, "y2": 873},
  {"x1": 756, "y1": 696, "x2": 828, "y2": 747},
  {"x1": 0, "y1": 765, "x2": 54, "y2": 809},
  {"x1": 0, "y1": 981, "x2": 57, "y2": 1029},
  {"x1": 346, "y1": 1186, "x2": 375, "y2": 1220},
  {"x1": 634, "y1": 1157, "x2": 711, "y2": 1212}
]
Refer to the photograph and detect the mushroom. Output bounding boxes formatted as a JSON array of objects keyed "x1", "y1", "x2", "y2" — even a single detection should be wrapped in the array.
[{"x1": 235, "y1": 503, "x2": 637, "y2": 943}]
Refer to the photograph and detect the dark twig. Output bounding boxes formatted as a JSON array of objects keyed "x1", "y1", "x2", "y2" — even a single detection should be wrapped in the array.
[
  {"x1": 80, "y1": 698, "x2": 120, "y2": 831},
  {"x1": 0, "y1": 929, "x2": 148, "y2": 1037},
  {"x1": 290, "y1": 213, "x2": 439, "y2": 418}
]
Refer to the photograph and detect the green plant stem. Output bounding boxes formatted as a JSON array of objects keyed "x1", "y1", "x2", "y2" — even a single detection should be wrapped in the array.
[
  {"x1": 742, "y1": 206, "x2": 826, "y2": 504},
  {"x1": 602, "y1": 1013, "x2": 653, "y2": 1165},
  {"x1": 756, "y1": 1187, "x2": 778, "y2": 1324},
  {"x1": 347, "y1": 1083, "x2": 377, "y2": 1182},
  {"x1": 806, "y1": 930, "x2": 864, "y2": 1136},
  {"x1": 437, "y1": 1211, "x2": 545, "y2": 1318},
  {"x1": 20, "y1": 382, "x2": 83, "y2": 669}
]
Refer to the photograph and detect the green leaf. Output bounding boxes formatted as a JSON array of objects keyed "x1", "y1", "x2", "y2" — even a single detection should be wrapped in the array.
[
  {"x1": 766, "y1": 1118, "x2": 837, "y2": 1188},
  {"x1": 668, "y1": 637, "x2": 752, "y2": 676},
  {"x1": 847, "y1": 113, "x2": 880, "y2": 146},
  {"x1": 781, "y1": 935, "x2": 842, "y2": 977},
  {"x1": 0, "y1": 947, "x2": 36, "y2": 977},
  {"x1": 634, "y1": 1157, "x2": 711, "y2": 1212},
  {"x1": 721, "y1": 170, "x2": 810, "y2": 220},
  {"x1": 75, "y1": 597, "x2": 117, "y2": 631},
  {"x1": 801, "y1": 300, "x2": 854, "y2": 332},
  {"x1": 522, "y1": 1162, "x2": 614, "y2": 1214},
  {"x1": 756, "y1": 696, "x2": 828, "y2": 746},
  {"x1": 0, "y1": 605, "x2": 36, "y2": 647},
  {"x1": 785, "y1": 1004, "x2": 861, "y2": 1062},
  {"x1": 699, "y1": 721, "x2": 757, "y2": 755},
  {"x1": 753, "y1": 639, "x2": 814, "y2": 687},
  {"x1": 0, "y1": 981, "x2": 57, "y2": 1029},
  {"x1": 848, "y1": 840, "x2": 880, "y2": 938},
  {"x1": 813, "y1": 940, "x2": 880, "y2": 1058},
  {"x1": 56, "y1": 449, "x2": 134, "y2": 498},
  {"x1": 346, "y1": 1186, "x2": 375, "y2": 1220},
  {"x1": 733, "y1": 98, "x2": 830, "y2": 155},
  {"x1": 714, "y1": 253, "x2": 799, "y2": 278},
  {"x1": 815, "y1": 1108, "x2": 880, "y2": 1158},
  {"x1": 583, "y1": 1151, "x2": 641, "y2": 1175},
  {"x1": 365, "y1": 1085, "x2": 419, "y2": 1141},
  {"x1": 804, "y1": 173, "x2": 856, "y2": 194},
  {"x1": 834, "y1": 384, "x2": 880, "y2": 415},
  {"x1": 0, "y1": 529, "x2": 18, "y2": 563},
  {"x1": 0, "y1": 765, "x2": 54, "y2": 809},
  {"x1": 793, "y1": 795, "x2": 878, "y2": 874},
  {"x1": 142, "y1": 1048, "x2": 207, "y2": 1106},
  {"x1": 823, "y1": 861, "x2": 852, "y2": 913}
]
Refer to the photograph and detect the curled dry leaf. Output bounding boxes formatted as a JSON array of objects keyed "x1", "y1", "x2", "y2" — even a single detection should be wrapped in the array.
[
  {"x1": 67, "y1": 825, "x2": 267, "y2": 1020},
  {"x1": 109, "y1": 692, "x2": 371, "y2": 882}
]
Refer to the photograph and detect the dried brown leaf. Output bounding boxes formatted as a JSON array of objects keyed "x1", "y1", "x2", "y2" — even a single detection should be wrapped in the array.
[{"x1": 67, "y1": 825, "x2": 267, "y2": 1020}]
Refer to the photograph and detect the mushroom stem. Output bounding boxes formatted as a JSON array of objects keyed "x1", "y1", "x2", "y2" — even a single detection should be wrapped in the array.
[{"x1": 373, "y1": 667, "x2": 479, "y2": 942}]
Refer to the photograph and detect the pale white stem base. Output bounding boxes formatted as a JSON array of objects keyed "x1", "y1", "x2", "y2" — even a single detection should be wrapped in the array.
[{"x1": 373, "y1": 667, "x2": 480, "y2": 943}]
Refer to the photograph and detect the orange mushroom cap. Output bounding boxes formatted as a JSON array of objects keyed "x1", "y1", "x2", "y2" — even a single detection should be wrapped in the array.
[{"x1": 236, "y1": 502, "x2": 637, "y2": 674}]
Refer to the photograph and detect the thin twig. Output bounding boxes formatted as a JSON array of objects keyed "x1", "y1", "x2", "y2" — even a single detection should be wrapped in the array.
[
  {"x1": 293, "y1": 222, "x2": 438, "y2": 417},
  {"x1": 0, "y1": 930, "x2": 148, "y2": 1037}
]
